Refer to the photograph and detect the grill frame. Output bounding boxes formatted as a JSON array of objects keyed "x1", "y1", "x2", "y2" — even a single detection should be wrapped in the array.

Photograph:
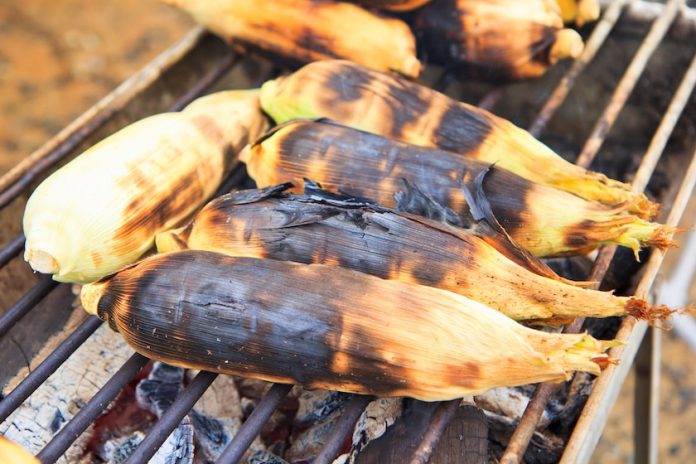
[{"x1": 1, "y1": 1, "x2": 696, "y2": 462}]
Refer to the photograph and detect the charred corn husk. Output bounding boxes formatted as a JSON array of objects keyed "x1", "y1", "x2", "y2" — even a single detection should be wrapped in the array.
[
  {"x1": 155, "y1": 184, "x2": 673, "y2": 323},
  {"x1": 81, "y1": 251, "x2": 615, "y2": 400},
  {"x1": 23, "y1": 90, "x2": 268, "y2": 283},
  {"x1": 163, "y1": 0, "x2": 421, "y2": 77},
  {"x1": 260, "y1": 60, "x2": 657, "y2": 219},
  {"x1": 0, "y1": 438, "x2": 39, "y2": 464},
  {"x1": 240, "y1": 119, "x2": 673, "y2": 258},
  {"x1": 355, "y1": 0, "x2": 432, "y2": 11},
  {"x1": 411, "y1": 0, "x2": 584, "y2": 80},
  {"x1": 557, "y1": 0, "x2": 600, "y2": 26}
]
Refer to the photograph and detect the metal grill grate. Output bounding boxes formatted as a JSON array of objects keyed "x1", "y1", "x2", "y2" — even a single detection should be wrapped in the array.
[{"x1": 1, "y1": 1, "x2": 696, "y2": 462}]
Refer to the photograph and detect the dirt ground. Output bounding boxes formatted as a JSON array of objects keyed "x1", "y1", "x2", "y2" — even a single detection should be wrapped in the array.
[{"x1": 1, "y1": 1, "x2": 695, "y2": 462}]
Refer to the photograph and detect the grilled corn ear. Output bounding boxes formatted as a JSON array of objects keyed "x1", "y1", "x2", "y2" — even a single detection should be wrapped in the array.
[
  {"x1": 355, "y1": 0, "x2": 432, "y2": 11},
  {"x1": 163, "y1": 0, "x2": 421, "y2": 77},
  {"x1": 156, "y1": 184, "x2": 674, "y2": 323},
  {"x1": 0, "y1": 438, "x2": 39, "y2": 464},
  {"x1": 557, "y1": 0, "x2": 600, "y2": 26},
  {"x1": 81, "y1": 251, "x2": 615, "y2": 400},
  {"x1": 240, "y1": 119, "x2": 673, "y2": 258},
  {"x1": 23, "y1": 90, "x2": 268, "y2": 283},
  {"x1": 260, "y1": 60, "x2": 657, "y2": 219},
  {"x1": 412, "y1": 0, "x2": 583, "y2": 80}
]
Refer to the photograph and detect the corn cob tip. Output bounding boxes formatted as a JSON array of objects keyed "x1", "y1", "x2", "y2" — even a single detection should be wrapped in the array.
[
  {"x1": 24, "y1": 247, "x2": 60, "y2": 275},
  {"x1": 398, "y1": 55, "x2": 423, "y2": 78},
  {"x1": 647, "y1": 224, "x2": 680, "y2": 251},
  {"x1": 81, "y1": 282, "x2": 107, "y2": 316},
  {"x1": 549, "y1": 29, "x2": 584, "y2": 64},
  {"x1": 576, "y1": 0, "x2": 601, "y2": 27},
  {"x1": 626, "y1": 297, "x2": 678, "y2": 326},
  {"x1": 563, "y1": 335, "x2": 620, "y2": 376}
]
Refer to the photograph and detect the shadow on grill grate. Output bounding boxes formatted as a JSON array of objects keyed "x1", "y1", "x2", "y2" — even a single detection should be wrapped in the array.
[{"x1": 1, "y1": 1, "x2": 696, "y2": 463}]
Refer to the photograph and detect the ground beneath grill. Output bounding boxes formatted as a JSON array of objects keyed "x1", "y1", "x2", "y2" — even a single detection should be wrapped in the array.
[{"x1": 1, "y1": 1, "x2": 695, "y2": 461}]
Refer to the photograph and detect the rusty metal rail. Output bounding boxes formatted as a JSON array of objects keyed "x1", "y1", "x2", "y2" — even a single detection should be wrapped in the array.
[{"x1": 1, "y1": 1, "x2": 696, "y2": 462}]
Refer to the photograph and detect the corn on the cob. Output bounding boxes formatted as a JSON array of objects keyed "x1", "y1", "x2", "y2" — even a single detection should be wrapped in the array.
[
  {"x1": 355, "y1": 0, "x2": 432, "y2": 11},
  {"x1": 260, "y1": 60, "x2": 657, "y2": 219},
  {"x1": 0, "y1": 438, "x2": 39, "y2": 464},
  {"x1": 23, "y1": 90, "x2": 268, "y2": 283},
  {"x1": 411, "y1": 0, "x2": 584, "y2": 80},
  {"x1": 239, "y1": 119, "x2": 673, "y2": 258},
  {"x1": 163, "y1": 0, "x2": 421, "y2": 77},
  {"x1": 81, "y1": 250, "x2": 615, "y2": 400},
  {"x1": 155, "y1": 183, "x2": 673, "y2": 323},
  {"x1": 557, "y1": 0, "x2": 600, "y2": 26}
]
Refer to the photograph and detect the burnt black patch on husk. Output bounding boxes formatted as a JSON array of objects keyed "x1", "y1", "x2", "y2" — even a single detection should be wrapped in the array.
[
  {"x1": 296, "y1": 28, "x2": 339, "y2": 60},
  {"x1": 412, "y1": 0, "x2": 465, "y2": 64},
  {"x1": 111, "y1": 252, "x2": 414, "y2": 394},
  {"x1": 326, "y1": 63, "x2": 375, "y2": 102},
  {"x1": 384, "y1": 79, "x2": 433, "y2": 139},
  {"x1": 527, "y1": 24, "x2": 558, "y2": 67},
  {"x1": 116, "y1": 168, "x2": 204, "y2": 246},
  {"x1": 433, "y1": 105, "x2": 493, "y2": 154},
  {"x1": 564, "y1": 220, "x2": 596, "y2": 248},
  {"x1": 473, "y1": 166, "x2": 534, "y2": 239}
]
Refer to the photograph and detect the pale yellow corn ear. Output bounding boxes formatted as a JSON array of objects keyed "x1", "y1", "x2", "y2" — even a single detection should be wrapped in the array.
[
  {"x1": 23, "y1": 90, "x2": 268, "y2": 283},
  {"x1": 549, "y1": 29, "x2": 585, "y2": 63},
  {"x1": 163, "y1": 0, "x2": 421, "y2": 77},
  {"x1": 0, "y1": 437, "x2": 39, "y2": 464}
]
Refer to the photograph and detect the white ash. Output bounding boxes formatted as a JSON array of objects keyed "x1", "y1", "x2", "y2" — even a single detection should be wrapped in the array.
[
  {"x1": 294, "y1": 390, "x2": 350, "y2": 427},
  {"x1": 287, "y1": 412, "x2": 340, "y2": 462},
  {"x1": 475, "y1": 387, "x2": 552, "y2": 428},
  {"x1": 249, "y1": 449, "x2": 289, "y2": 464},
  {"x1": 333, "y1": 397, "x2": 404, "y2": 464},
  {"x1": 100, "y1": 432, "x2": 145, "y2": 463},
  {"x1": 191, "y1": 374, "x2": 266, "y2": 461},
  {"x1": 0, "y1": 322, "x2": 133, "y2": 463}
]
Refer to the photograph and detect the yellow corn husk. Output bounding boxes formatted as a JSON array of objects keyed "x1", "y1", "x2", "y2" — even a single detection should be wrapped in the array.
[
  {"x1": 239, "y1": 119, "x2": 674, "y2": 258},
  {"x1": 0, "y1": 437, "x2": 39, "y2": 464},
  {"x1": 412, "y1": 0, "x2": 584, "y2": 80},
  {"x1": 259, "y1": 60, "x2": 658, "y2": 219},
  {"x1": 357, "y1": 0, "x2": 433, "y2": 11},
  {"x1": 23, "y1": 90, "x2": 268, "y2": 283},
  {"x1": 155, "y1": 185, "x2": 675, "y2": 323},
  {"x1": 557, "y1": 0, "x2": 600, "y2": 26},
  {"x1": 163, "y1": 0, "x2": 421, "y2": 77},
  {"x1": 81, "y1": 250, "x2": 616, "y2": 400}
]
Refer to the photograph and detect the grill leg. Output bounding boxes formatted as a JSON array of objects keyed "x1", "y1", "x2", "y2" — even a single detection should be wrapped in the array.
[{"x1": 634, "y1": 326, "x2": 661, "y2": 464}]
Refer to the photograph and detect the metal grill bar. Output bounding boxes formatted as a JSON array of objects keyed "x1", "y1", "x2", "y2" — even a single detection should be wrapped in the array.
[
  {"x1": 564, "y1": 142, "x2": 696, "y2": 463},
  {"x1": 502, "y1": 20, "x2": 696, "y2": 464},
  {"x1": 0, "y1": 50, "x2": 239, "y2": 272},
  {"x1": 313, "y1": 395, "x2": 374, "y2": 464},
  {"x1": 0, "y1": 317, "x2": 102, "y2": 423},
  {"x1": 125, "y1": 371, "x2": 218, "y2": 464},
  {"x1": 37, "y1": 353, "x2": 148, "y2": 463},
  {"x1": 411, "y1": 399, "x2": 462, "y2": 464},
  {"x1": 575, "y1": 0, "x2": 682, "y2": 167},
  {"x1": 217, "y1": 383, "x2": 293, "y2": 464},
  {"x1": 0, "y1": 234, "x2": 25, "y2": 270},
  {"x1": 529, "y1": 0, "x2": 631, "y2": 137},
  {"x1": 0, "y1": 27, "x2": 210, "y2": 210},
  {"x1": 0, "y1": 3, "x2": 694, "y2": 461},
  {"x1": 0, "y1": 277, "x2": 57, "y2": 339},
  {"x1": 404, "y1": 1, "x2": 640, "y2": 460}
]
